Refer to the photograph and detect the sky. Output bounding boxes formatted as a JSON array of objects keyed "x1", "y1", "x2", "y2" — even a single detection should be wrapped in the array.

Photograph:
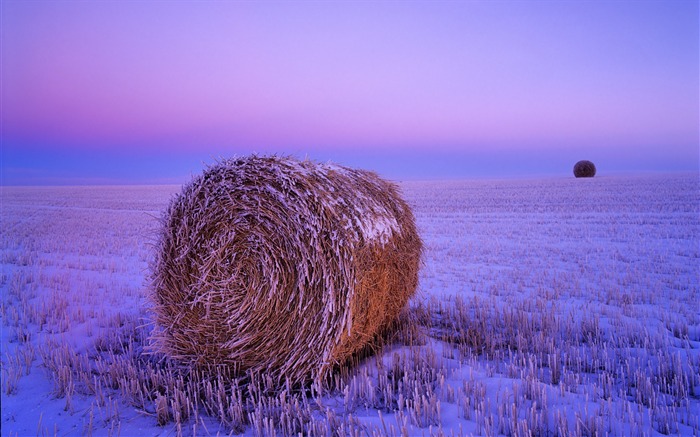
[{"x1": 1, "y1": 0, "x2": 698, "y2": 185}]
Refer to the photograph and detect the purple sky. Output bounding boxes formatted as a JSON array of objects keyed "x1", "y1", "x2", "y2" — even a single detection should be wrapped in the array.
[{"x1": 2, "y1": 1, "x2": 698, "y2": 184}]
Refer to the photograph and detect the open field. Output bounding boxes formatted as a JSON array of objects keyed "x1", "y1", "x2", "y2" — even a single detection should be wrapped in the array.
[{"x1": 2, "y1": 173, "x2": 699, "y2": 436}]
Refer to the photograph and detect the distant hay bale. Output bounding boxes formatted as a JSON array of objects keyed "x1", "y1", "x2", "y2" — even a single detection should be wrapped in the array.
[
  {"x1": 573, "y1": 160, "x2": 596, "y2": 178},
  {"x1": 150, "y1": 156, "x2": 422, "y2": 386}
]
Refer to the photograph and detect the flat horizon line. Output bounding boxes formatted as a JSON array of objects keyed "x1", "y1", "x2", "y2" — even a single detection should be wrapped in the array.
[{"x1": 2, "y1": 170, "x2": 697, "y2": 189}]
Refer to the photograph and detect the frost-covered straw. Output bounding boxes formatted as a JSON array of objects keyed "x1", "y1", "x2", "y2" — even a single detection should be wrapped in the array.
[{"x1": 149, "y1": 155, "x2": 422, "y2": 387}]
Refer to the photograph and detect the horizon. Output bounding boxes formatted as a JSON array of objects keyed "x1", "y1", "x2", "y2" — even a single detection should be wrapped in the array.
[
  {"x1": 2, "y1": 1, "x2": 698, "y2": 185},
  {"x1": 2, "y1": 163, "x2": 696, "y2": 187}
]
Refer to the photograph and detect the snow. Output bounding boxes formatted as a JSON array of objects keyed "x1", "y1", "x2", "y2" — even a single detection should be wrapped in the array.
[
  {"x1": 319, "y1": 162, "x2": 400, "y2": 244},
  {"x1": 1, "y1": 173, "x2": 699, "y2": 436},
  {"x1": 352, "y1": 211, "x2": 399, "y2": 245}
]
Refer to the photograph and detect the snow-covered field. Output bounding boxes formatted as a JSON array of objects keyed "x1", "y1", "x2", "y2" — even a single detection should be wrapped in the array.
[{"x1": 2, "y1": 173, "x2": 699, "y2": 436}]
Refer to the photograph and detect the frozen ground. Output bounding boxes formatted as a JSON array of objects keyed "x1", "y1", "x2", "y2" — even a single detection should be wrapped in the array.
[{"x1": 1, "y1": 173, "x2": 699, "y2": 436}]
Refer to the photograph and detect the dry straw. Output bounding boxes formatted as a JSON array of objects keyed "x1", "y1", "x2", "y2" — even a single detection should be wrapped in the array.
[
  {"x1": 573, "y1": 160, "x2": 596, "y2": 178},
  {"x1": 150, "y1": 156, "x2": 422, "y2": 386}
]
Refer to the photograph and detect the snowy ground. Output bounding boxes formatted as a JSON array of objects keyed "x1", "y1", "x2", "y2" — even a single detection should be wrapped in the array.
[{"x1": 1, "y1": 173, "x2": 699, "y2": 436}]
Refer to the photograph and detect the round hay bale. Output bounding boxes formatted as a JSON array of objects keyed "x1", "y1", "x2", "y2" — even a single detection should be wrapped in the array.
[
  {"x1": 573, "y1": 160, "x2": 596, "y2": 178},
  {"x1": 150, "y1": 156, "x2": 422, "y2": 386}
]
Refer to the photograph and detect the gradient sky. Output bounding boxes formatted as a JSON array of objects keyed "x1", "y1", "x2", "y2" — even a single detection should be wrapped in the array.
[{"x1": 2, "y1": 1, "x2": 698, "y2": 184}]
